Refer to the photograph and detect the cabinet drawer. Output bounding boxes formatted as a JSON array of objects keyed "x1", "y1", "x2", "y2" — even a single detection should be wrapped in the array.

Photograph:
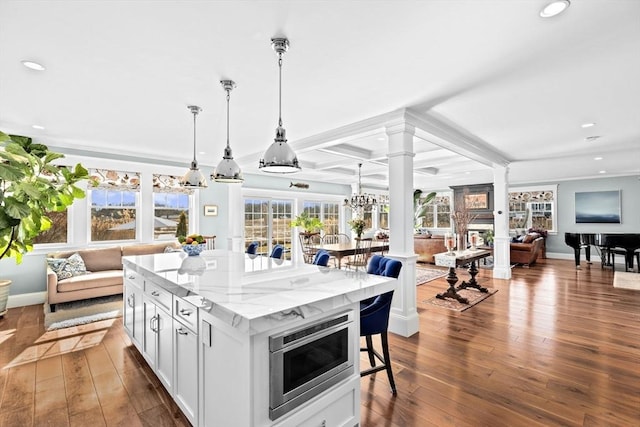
[
  {"x1": 145, "y1": 281, "x2": 172, "y2": 313},
  {"x1": 123, "y1": 268, "x2": 144, "y2": 289},
  {"x1": 174, "y1": 296, "x2": 198, "y2": 332}
]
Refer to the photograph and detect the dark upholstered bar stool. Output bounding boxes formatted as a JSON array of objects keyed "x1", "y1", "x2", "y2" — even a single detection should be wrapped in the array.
[{"x1": 360, "y1": 255, "x2": 402, "y2": 395}]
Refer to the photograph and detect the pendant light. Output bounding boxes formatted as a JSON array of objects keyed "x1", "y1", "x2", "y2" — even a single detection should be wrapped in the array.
[
  {"x1": 212, "y1": 80, "x2": 243, "y2": 183},
  {"x1": 259, "y1": 37, "x2": 301, "y2": 174},
  {"x1": 180, "y1": 105, "x2": 208, "y2": 188}
]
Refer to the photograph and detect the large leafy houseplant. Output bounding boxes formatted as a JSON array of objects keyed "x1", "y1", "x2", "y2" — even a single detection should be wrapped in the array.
[
  {"x1": 413, "y1": 189, "x2": 436, "y2": 230},
  {"x1": 0, "y1": 131, "x2": 88, "y2": 264}
]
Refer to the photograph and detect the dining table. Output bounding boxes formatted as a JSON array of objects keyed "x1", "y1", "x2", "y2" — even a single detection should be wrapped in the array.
[{"x1": 317, "y1": 240, "x2": 389, "y2": 269}]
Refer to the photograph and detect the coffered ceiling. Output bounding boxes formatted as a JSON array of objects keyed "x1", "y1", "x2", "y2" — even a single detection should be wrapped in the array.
[{"x1": 1, "y1": 0, "x2": 639, "y2": 192}]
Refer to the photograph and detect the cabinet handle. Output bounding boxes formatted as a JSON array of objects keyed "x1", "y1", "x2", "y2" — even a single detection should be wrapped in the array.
[
  {"x1": 127, "y1": 294, "x2": 134, "y2": 307},
  {"x1": 150, "y1": 315, "x2": 158, "y2": 333},
  {"x1": 177, "y1": 327, "x2": 188, "y2": 336},
  {"x1": 127, "y1": 275, "x2": 135, "y2": 280},
  {"x1": 151, "y1": 291, "x2": 160, "y2": 297},
  {"x1": 179, "y1": 308, "x2": 192, "y2": 316}
]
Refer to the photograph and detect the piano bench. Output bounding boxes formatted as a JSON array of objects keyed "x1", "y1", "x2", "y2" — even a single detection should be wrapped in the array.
[{"x1": 610, "y1": 248, "x2": 639, "y2": 272}]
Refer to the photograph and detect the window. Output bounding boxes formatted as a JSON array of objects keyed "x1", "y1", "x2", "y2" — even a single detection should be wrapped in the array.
[
  {"x1": 90, "y1": 189, "x2": 138, "y2": 241},
  {"x1": 32, "y1": 210, "x2": 68, "y2": 244},
  {"x1": 245, "y1": 198, "x2": 269, "y2": 254},
  {"x1": 508, "y1": 185, "x2": 557, "y2": 233},
  {"x1": 302, "y1": 201, "x2": 340, "y2": 235},
  {"x1": 152, "y1": 174, "x2": 194, "y2": 240},
  {"x1": 154, "y1": 193, "x2": 189, "y2": 239},
  {"x1": 244, "y1": 198, "x2": 293, "y2": 259},
  {"x1": 89, "y1": 168, "x2": 141, "y2": 242},
  {"x1": 322, "y1": 202, "x2": 340, "y2": 235}
]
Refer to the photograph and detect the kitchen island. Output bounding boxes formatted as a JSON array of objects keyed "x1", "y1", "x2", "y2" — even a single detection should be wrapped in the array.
[{"x1": 122, "y1": 249, "x2": 397, "y2": 427}]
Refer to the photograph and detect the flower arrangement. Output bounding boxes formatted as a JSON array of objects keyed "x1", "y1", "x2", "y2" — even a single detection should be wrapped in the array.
[{"x1": 348, "y1": 218, "x2": 367, "y2": 238}]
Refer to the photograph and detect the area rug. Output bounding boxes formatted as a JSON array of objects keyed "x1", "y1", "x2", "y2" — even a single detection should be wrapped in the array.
[
  {"x1": 416, "y1": 267, "x2": 447, "y2": 285},
  {"x1": 423, "y1": 288, "x2": 498, "y2": 312},
  {"x1": 613, "y1": 271, "x2": 640, "y2": 290},
  {"x1": 44, "y1": 294, "x2": 123, "y2": 330}
]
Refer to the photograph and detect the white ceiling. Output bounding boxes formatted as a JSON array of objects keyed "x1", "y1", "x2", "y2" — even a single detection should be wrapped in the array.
[{"x1": 1, "y1": 0, "x2": 639, "y2": 192}]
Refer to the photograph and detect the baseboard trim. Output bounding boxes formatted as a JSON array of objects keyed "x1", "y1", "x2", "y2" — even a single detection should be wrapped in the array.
[{"x1": 7, "y1": 291, "x2": 46, "y2": 309}]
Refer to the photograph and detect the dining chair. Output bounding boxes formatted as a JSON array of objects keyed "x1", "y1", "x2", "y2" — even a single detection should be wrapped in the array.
[
  {"x1": 246, "y1": 241, "x2": 259, "y2": 255},
  {"x1": 202, "y1": 235, "x2": 216, "y2": 251},
  {"x1": 321, "y1": 234, "x2": 349, "y2": 268},
  {"x1": 360, "y1": 255, "x2": 402, "y2": 395},
  {"x1": 299, "y1": 232, "x2": 321, "y2": 263},
  {"x1": 312, "y1": 250, "x2": 330, "y2": 267},
  {"x1": 270, "y1": 244, "x2": 284, "y2": 259},
  {"x1": 345, "y1": 237, "x2": 372, "y2": 270}
]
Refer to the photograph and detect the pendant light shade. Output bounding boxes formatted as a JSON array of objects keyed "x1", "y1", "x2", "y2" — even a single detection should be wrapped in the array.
[
  {"x1": 259, "y1": 37, "x2": 301, "y2": 174},
  {"x1": 181, "y1": 105, "x2": 208, "y2": 188},
  {"x1": 212, "y1": 80, "x2": 243, "y2": 183}
]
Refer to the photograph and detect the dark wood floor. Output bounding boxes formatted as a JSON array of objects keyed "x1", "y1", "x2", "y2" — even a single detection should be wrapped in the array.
[{"x1": 1, "y1": 258, "x2": 639, "y2": 426}]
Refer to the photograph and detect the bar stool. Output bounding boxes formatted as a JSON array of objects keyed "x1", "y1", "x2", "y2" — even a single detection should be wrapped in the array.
[{"x1": 360, "y1": 255, "x2": 402, "y2": 395}]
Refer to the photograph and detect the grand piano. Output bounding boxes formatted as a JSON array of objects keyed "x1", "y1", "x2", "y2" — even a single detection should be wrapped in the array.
[{"x1": 564, "y1": 232, "x2": 640, "y2": 271}]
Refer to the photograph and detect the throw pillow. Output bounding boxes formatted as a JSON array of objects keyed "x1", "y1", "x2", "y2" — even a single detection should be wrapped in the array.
[
  {"x1": 523, "y1": 233, "x2": 541, "y2": 244},
  {"x1": 47, "y1": 253, "x2": 88, "y2": 281}
]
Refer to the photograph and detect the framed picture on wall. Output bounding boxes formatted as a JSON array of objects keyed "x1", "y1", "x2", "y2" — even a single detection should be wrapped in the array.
[
  {"x1": 204, "y1": 205, "x2": 218, "y2": 216},
  {"x1": 464, "y1": 193, "x2": 488, "y2": 210},
  {"x1": 574, "y1": 190, "x2": 621, "y2": 223}
]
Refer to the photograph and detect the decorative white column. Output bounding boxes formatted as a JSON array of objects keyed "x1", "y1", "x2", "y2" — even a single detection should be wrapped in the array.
[
  {"x1": 227, "y1": 184, "x2": 244, "y2": 252},
  {"x1": 386, "y1": 122, "x2": 419, "y2": 338},
  {"x1": 492, "y1": 165, "x2": 511, "y2": 279}
]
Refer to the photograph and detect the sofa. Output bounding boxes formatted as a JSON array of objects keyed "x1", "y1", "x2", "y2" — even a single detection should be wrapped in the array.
[
  {"x1": 46, "y1": 242, "x2": 180, "y2": 312},
  {"x1": 414, "y1": 234, "x2": 447, "y2": 263},
  {"x1": 510, "y1": 236, "x2": 545, "y2": 267}
]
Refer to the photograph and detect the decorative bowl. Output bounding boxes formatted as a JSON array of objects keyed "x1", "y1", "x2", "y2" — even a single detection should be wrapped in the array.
[{"x1": 182, "y1": 243, "x2": 206, "y2": 256}]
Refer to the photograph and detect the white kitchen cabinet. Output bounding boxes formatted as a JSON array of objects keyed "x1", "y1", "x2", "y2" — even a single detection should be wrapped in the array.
[
  {"x1": 174, "y1": 316, "x2": 198, "y2": 425},
  {"x1": 142, "y1": 283, "x2": 174, "y2": 395},
  {"x1": 123, "y1": 268, "x2": 143, "y2": 348}
]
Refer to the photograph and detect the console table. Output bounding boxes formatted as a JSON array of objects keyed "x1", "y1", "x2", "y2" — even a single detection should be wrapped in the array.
[{"x1": 433, "y1": 249, "x2": 491, "y2": 303}]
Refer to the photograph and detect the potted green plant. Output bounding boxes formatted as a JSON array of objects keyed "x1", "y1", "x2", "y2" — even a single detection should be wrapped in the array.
[
  {"x1": 0, "y1": 132, "x2": 88, "y2": 315},
  {"x1": 413, "y1": 189, "x2": 436, "y2": 231},
  {"x1": 484, "y1": 229, "x2": 495, "y2": 247},
  {"x1": 291, "y1": 211, "x2": 324, "y2": 235}
]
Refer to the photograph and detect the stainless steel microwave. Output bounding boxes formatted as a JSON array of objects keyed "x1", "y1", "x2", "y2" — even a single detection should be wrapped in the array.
[{"x1": 269, "y1": 310, "x2": 355, "y2": 420}]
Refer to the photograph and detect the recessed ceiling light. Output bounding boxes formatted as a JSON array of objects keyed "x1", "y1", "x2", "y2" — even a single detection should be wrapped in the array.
[
  {"x1": 585, "y1": 136, "x2": 601, "y2": 142},
  {"x1": 581, "y1": 122, "x2": 596, "y2": 128},
  {"x1": 599, "y1": 170, "x2": 606, "y2": 174},
  {"x1": 21, "y1": 60, "x2": 46, "y2": 71},
  {"x1": 594, "y1": 156, "x2": 603, "y2": 160},
  {"x1": 540, "y1": 0, "x2": 570, "y2": 18},
  {"x1": 32, "y1": 125, "x2": 45, "y2": 130}
]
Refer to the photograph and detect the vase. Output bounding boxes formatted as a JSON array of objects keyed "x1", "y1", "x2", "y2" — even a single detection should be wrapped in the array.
[
  {"x1": 0, "y1": 279, "x2": 11, "y2": 317},
  {"x1": 457, "y1": 233, "x2": 467, "y2": 251}
]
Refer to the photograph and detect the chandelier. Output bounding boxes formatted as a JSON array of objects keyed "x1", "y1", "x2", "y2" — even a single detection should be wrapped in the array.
[{"x1": 344, "y1": 163, "x2": 377, "y2": 211}]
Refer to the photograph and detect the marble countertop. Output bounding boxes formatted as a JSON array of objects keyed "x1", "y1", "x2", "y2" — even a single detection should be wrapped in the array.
[{"x1": 122, "y1": 250, "x2": 397, "y2": 334}]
